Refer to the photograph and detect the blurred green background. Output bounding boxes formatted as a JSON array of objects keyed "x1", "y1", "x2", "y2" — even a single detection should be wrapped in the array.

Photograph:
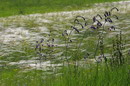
[{"x1": 0, "y1": 0, "x2": 120, "y2": 17}]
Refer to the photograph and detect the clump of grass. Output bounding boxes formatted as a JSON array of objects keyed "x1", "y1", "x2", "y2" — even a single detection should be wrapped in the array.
[
  {"x1": 44, "y1": 63, "x2": 129, "y2": 86},
  {"x1": 110, "y1": 31, "x2": 125, "y2": 67}
]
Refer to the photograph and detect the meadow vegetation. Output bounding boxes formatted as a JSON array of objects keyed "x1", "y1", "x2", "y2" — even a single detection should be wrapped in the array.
[
  {"x1": 0, "y1": 0, "x2": 130, "y2": 86},
  {"x1": 0, "y1": 0, "x2": 121, "y2": 17}
]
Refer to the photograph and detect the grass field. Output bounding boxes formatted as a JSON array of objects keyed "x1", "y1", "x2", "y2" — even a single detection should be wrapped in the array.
[
  {"x1": 0, "y1": 0, "x2": 130, "y2": 86},
  {"x1": 0, "y1": 0, "x2": 120, "y2": 17},
  {"x1": 0, "y1": 63, "x2": 130, "y2": 86}
]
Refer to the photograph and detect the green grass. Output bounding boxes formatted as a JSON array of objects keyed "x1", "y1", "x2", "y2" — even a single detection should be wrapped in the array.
[
  {"x1": 0, "y1": 1, "x2": 129, "y2": 86},
  {"x1": 0, "y1": 40, "x2": 36, "y2": 62},
  {"x1": 0, "y1": 66, "x2": 46, "y2": 86},
  {"x1": 0, "y1": 62, "x2": 129, "y2": 86},
  {"x1": 0, "y1": 0, "x2": 121, "y2": 17},
  {"x1": 48, "y1": 64, "x2": 130, "y2": 86}
]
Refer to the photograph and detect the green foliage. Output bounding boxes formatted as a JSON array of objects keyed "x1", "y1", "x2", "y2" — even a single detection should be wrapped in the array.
[
  {"x1": 0, "y1": 63, "x2": 129, "y2": 86},
  {"x1": 48, "y1": 64, "x2": 129, "y2": 86},
  {"x1": 0, "y1": 0, "x2": 120, "y2": 17}
]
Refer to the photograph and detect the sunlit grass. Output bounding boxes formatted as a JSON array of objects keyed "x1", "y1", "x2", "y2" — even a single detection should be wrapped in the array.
[{"x1": 0, "y1": 0, "x2": 121, "y2": 17}]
